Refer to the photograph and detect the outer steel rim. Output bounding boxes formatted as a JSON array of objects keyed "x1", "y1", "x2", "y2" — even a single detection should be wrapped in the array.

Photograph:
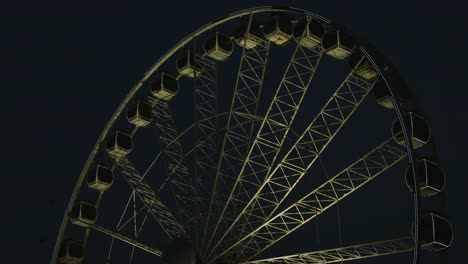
[
  {"x1": 52, "y1": 5, "x2": 437, "y2": 264},
  {"x1": 361, "y1": 47, "x2": 422, "y2": 264}
]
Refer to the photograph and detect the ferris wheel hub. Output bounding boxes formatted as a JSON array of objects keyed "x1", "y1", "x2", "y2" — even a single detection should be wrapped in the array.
[{"x1": 162, "y1": 238, "x2": 199, "y2": 264}]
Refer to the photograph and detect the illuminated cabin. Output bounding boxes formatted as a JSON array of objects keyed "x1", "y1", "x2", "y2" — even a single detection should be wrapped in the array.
[
  {"x1": 373, "y1": 72, "x2": 410, "y2": 109},
  {"x1": 126, "y1": 100, "x2": 153, "y2": 127},
  {"x1": 406, "y1": 159, "x2": 445, "y2": 197},
  {"x1": 70, "y1": 201, "x2": 97, "y2": 227},
  {"x1": 392, "y1": 112, "x2": 430, "y2": 149},
  {"x1": 177, "y1": 49, "x2": 204, "y2": 78},
  {"x1": 350, "y1": 44, "x2": 388, "y2": 80},
  {"x1": 349, "y1": 54, "x2": 378, "y2": 80},
  {"x1": 58, "y1": 239, "x2": 84, "y2": 264},
  {"x1": 263, "y1": 14, "x2": 292, "y2": 46},
  {"x1": 105, "y1": 131, "x2": 133, "y2": 158},
  {"x1": 233, "y1": 18, "x2": 263, "y2": 49},
  {"x1": 204, "y1": 31, "x2": 234, "y2": 61},
  {"x1": 421, "y1": 213, "x2": 453, "y2": 251},
  {"x1": 86, "y1": 165, "x2": 113, "y2": 192},
  {"x1": 151, "y1": 73, "x2": 179, "y2": 101},
  {"x1": 293, "y1": 17, "x2": 324, "y2": 49},
  {"x1": 322, "y1": 30, "x2": 356, "y2": 60}
]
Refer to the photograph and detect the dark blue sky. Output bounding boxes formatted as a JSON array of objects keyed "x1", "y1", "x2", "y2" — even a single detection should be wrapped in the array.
[{"x1": 3, "y1": 0, "x2": 467, "y2": 263}]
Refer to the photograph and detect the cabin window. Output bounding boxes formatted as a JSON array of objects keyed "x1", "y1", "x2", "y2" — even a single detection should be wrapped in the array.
[
  {"x1": 293, "y1": 19, "x2": 307, "y2": 39},
  {"x1": 218, "y1": 35, "x2": 233, "y2": 51},
  {"x1": 205, "y1": 35, "x2": 216, "y2": 51},
  {"x1": 411, "y1": 115, "x2": 430, "y2": 143},
  {"x1": 117, "y1": 133, "x2": 132, "y2": 150},
  {"x1": 278, "y1": 16, "x2": 291, "y2": 34},
  {"x1": 177, "y1": 53, "x2": 189, "y2": 69}
]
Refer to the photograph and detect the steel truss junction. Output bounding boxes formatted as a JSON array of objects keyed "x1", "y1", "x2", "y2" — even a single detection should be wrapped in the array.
[{"x1": 53, "y1": 6, "x2": 451, "y2": 264}]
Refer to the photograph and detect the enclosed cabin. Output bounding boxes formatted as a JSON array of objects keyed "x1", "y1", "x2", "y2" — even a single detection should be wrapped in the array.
[
  {"x1": 233, "y1": 17, "x2": 263, "y2": 49},
  {"x1": 70, "y1": 201, "x2": 97, "y2": 227},
  {"x1": 58, "y1": 239, "x2": 84, "y2": 264},
  {"x1": 177, "y1": 49, "x2": 204, "y2": 78},
  {"x1": 406, "y1": 159, "x2": 445, "y2": 197},
  {"x1": 263, "y1": 14, "x2": 293, "y2": 46},
  {"x1": 322, "y1": 28, "x2": 356, "y2": 60},
  {"x1": 421, "y1": 213, "x2": 453, "y2": 251},
  {"x1": 349, "y1": 54, "x2": 378, "y2": 80},
  {"x1": 151, "y1": 73, "x2": 179, "y2": 101},
  {"x1": 105, "y1": 131, "x2": 133, "y2": 158},
  {"x1": 349, "y1": 44, "x2": 388, "y2": 80},
  {"x1": 86, "y1": 165, "x2": 113, "y2": 192},
  {"x1": 204, "y1": 31, "x2": 234, "y2": 61},
  {"x1": 126, "y1": 100, "x2": 153, "y2": 127},
  {"x1": 293, "y1": 17, "x2": 325, "y2": 49},
  {"x1": 373, "y1": 71, "x2": 410, "y2": 110},
  {"x1": 392, "y1": 112, "x2": 430, "y2": 149}
]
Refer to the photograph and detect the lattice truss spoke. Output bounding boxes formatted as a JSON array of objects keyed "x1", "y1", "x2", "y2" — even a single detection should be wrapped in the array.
[
  {"x1": 192, "y1": 54, "x2": 219, "y2": 244},
  {"x1": 202, "y1": 22, "x2": 271, "y2": 252},
  {"x1": 206, "y1": 42, "x2": 324, "y2": 256},
  {"x1": 243, "y1": 237, "x2": 413, "y2": 264},
  {"x1": 89, "y1": 221, "x2": 163, "y2": 257},
  {"x1": 241, "y1": 58, "x2": 377, "y2": 226},
  {"x1": 115, "y1": 157, "x2": 185, "y2": 239},
  {"x1": 209, "y1": 136, "x2": 407, "y2": 263},
  {"x1": 209, "y1": 57, "x2": 375, "y2": 258},
  {"x1": 149, "y1": 98, "x2": 196, "y2": 231}
]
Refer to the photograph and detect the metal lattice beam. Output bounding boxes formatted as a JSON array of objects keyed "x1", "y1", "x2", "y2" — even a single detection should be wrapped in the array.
[
  {"x1": 202, "y1": 13, "x2": 271, "y2": 254},
  {"x1": 116, "y1": 157, "x2": 185, "y2": 239},
  {"x1": 243, "y1": 237, "x2": 413, "y2": 264},
  {"x1": 88, "y1": 222, "x2": 162, "y2": 256},
  {"x1": 206, "y1": 40, "x2": 324, "y2": 258},
  {"x1": 211, "y1": 57, "x2": 374, "y2": 258},
  {"x1": 150, "y1": 98, "x2": 195, "y2": 231},
  {"x1": 209, "y1": 136, "x2": 407, "y2": 263},
  {"x1": 192, "y1": 54, "x2": 219, "y2": 246}
]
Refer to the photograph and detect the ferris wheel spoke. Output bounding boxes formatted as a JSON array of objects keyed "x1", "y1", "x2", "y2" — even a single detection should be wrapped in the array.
[
  {"x1": 210, "y1": 57, "x2": 376, "y2": 258},
  {"x1": 208, "y1": 55, "x2": 375, "y2": 258},
  {"x1": 116, "y1": 201, "x2": 148, "y2": 233},
  {"x1": 115, "y1": 157, "x2": 185, "y2": 239},
  {"x1": 106, "y1": 189, "x2": 137, "y2": 263},
  {"x1": 202, "y1": 12, "x2": 271, "y2": 253},
  {"x1": 128, "y1": 193, "x2": 151, "y2": 264},
  {"x1": 150, "y1": 98, "x2": 196, "y2": 231},
  {"x1": 143, "y1": 112, "x2": 228, "y2": 196},
  {"x1": 86, "y1": 221, "x2": 162, "y2": 257},
  {"x1": 207, "y1": 136, "x2": 407, "y2": 263},
  {"x1": 206, "y1": 43, "x2": 324, "y2": 258},
  {"x1": 242, "y1": 237, "x2": 413, "y2": 264},
  {"x1": 148, "y1": 125, "x2": 223, "y2": 218},
  {"x1": 231, "y1": 56, "x2": 377, "y2": 238},
  {"x1": 192, "y1": 54, "x2": 219, "y2": 246}
]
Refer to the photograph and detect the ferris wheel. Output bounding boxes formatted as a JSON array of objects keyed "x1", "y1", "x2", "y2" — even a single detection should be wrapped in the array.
[{"x1": 52, "y1": 6, "x2": 452, "y2": 264}]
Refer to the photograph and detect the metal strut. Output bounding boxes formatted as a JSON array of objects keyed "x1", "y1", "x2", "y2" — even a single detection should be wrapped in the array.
[
  {"x1": 192, "y1": 53, "x2": 219, "y2": 246},
  {"x1": 209, "y1": 135, "x2": 407, "y2": 263},
  {"x1": 202, "y1": 12, "x2": 271, "y2": 254},
  {"x1": 115, "y1": 157, "x2": 185, "y2": 239},
  {"x1": 242, "y1": 237, "x2": 413, "y2": 264},
  {"x1": 210, "y1": 56, "x2": 375, "y2": 258},
  {"x1": 88, "y1": 222, "x2": 163, "y2": 256},
  {"x1": 206, "y1": 39, "x2": 324, "y2": 259},
  {"x1": 150, "y1": 98, "x2": 195, "y2": 232}
]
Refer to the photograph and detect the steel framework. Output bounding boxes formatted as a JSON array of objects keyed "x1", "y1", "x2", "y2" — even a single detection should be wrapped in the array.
[{"x1": 52, "y1": 6, "x2": 448, "y2": 264}]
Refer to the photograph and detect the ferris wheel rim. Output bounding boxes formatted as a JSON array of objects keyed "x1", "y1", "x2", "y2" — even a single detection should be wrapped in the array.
[{"x1": 52, "y1": 6, "x2": 448, "y2": 264}]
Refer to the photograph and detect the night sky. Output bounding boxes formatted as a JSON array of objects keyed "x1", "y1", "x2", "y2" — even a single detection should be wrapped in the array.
[{"x1": 3, "y1": 0, "x2": 468, "y2": 263}]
